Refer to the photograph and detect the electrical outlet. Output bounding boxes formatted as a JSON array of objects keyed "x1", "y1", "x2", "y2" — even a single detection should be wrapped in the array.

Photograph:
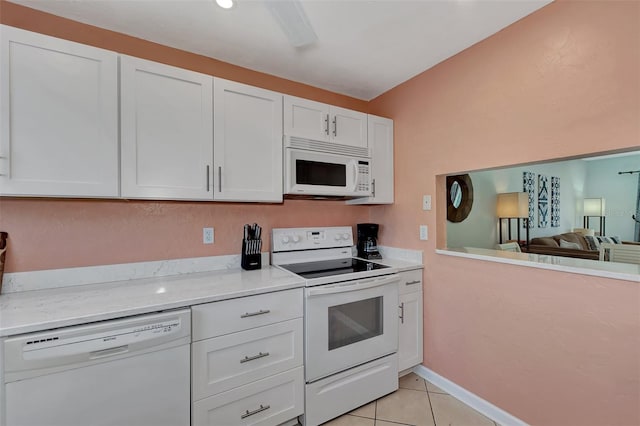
[
  {"x1": 203, "y1": 227, "x2": 214, "y2": 244},
  {"x1": 422, "y1": 195, "x2": 432, "y2": 211},
  {"x1": 419, "y1": 225, "x2": 428, "y2": 241}
]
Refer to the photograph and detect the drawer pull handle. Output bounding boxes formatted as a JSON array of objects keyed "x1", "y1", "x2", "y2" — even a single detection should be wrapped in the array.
[
  {"x1": 240, "y1": 309, "x2": 271, "y2": 318},
  {"x1": 241, "y1": 404, "x2": 271, "y2": 419},
  {"x1": 405, "y1": 280, "x2": 421, "y2": 286},
  {"x1": 240, "y1": 351, "x2": 270, "y2": 363},
  {"x1": 399, "y1": 302, "x2": 405, "y2": 324}
]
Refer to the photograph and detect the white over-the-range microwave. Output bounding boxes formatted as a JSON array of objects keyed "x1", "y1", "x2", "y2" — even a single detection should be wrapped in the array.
[{"x1": 284, "y1": 136, "x2": 372, "y2": 198}]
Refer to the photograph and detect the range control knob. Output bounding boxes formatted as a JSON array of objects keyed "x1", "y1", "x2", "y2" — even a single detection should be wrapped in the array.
[
  {"x1": 281, "y1": 236, "x2": 290, "y2": 244},
  {"x1": 334, "y1": 234, "x2": 341, "y2": 241},
  {"x1": 292, "y1": 235, "x2": 301, "y2": 243},
  {"x1": 342, "y1": 233, "x2": 350, "y2": 240}
]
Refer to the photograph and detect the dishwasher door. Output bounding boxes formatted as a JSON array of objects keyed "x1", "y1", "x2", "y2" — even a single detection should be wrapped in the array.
[{"x1": 3, "y1": 309, "x2": 191, "y2": 426}]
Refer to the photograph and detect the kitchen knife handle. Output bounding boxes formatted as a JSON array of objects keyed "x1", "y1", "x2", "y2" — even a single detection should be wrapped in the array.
[
  {"x1": 206, "y1": 165, "x2": 210, "y2": 192},
  {"x1": 218, "y1": 166, "x2": 222, "y2": 192}
]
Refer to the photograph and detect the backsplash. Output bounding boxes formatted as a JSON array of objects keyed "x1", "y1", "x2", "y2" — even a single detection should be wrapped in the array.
[{"x1": 0, "y1": 198, "x2": 370, "y2": 273}]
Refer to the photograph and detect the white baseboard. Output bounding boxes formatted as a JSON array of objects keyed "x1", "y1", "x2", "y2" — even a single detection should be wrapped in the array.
[{"x1": 413, "y1": 365, "x2": 528, "y2": 426}]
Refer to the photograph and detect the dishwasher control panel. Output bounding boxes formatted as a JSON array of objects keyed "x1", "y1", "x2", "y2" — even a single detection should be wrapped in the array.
[{"x1": 3, "y1": 309, "x2": 191, "y2": 379}]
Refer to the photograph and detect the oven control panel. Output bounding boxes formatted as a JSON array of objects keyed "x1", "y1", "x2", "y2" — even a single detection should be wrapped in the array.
[{"x1": 272, "y1": 226, "x2": 353, "y2": 252}]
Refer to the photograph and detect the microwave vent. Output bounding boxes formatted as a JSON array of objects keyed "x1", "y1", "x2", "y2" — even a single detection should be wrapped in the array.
[{"x1": 286, "y1": 136, "x2": 371, "y2": 158}]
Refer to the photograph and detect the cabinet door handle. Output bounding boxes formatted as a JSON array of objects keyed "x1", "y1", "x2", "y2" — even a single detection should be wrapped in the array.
[
  {"x1": 399, "y1": 302, "x2": 405, "y2": 324},
  {"x1": 332, "y1": 116, "x2": 337, "y2": 137},
  {"x1": 372, "y1": 178, "x2": 376, "y2": 197},
  {"x1": 405, "y1": 280, "x2": 421, "y2": 286},
  {"x1": 240, "y1": 351, "x2": 270, "y2": 364},
  {"x1": 241, "y1": 404, "x2": 270, "y2": 419},
  {"x1": 206, "y1": 165, "x2": 210, "y2": 192},
  {"x1": 218, "y1": 166, "x2": 222, "y2": 192},
  {"x1": 240, "y1": 309, "x2": 271, "y2": 318},
  {"x1": 325, "y1": 114, "x2": 330, "y2": 135}
]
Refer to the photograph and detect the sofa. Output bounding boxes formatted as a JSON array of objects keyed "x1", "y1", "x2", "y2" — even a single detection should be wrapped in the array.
[{"x1": 527, "y1": 232, "x2": 600, "y2": 260}]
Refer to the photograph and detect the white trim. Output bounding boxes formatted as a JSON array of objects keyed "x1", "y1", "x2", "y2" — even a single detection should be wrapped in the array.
[{"x1": 413, "y1": 365, "x2": 528, "y2": 426}]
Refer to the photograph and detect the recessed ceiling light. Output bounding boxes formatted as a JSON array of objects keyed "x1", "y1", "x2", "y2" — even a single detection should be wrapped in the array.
[{"x1": 216, "y1": 0, "x2": 234, "y2": 9}]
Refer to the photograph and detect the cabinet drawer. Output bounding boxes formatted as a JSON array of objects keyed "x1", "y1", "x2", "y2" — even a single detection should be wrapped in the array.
[
  {"x1": 192, "y1": 318, "x2": 303, "y2": 400},
  {"x1": 398, "y1": 269, "x2": 423, "y2": 295},
  {"x1": 192, "y1": 289, "x2": 302, "y2": 341},
  {"x1": 192, "y1": 366, "x2": 303, "y2": 426}
]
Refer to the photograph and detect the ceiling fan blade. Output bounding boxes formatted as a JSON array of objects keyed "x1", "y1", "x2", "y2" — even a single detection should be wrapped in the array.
[{"x1": 265, "y1": 0, "x2": 318, "y2": 48}]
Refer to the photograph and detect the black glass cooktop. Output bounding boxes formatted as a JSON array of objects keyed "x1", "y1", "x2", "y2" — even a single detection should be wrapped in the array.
[{"x1": 279, "y1": 258, "x2": 389, "y2": 279}]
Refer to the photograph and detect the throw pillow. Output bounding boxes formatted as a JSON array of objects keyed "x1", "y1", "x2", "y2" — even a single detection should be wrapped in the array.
[
  {"x1": 559, "y1": 239, "x2": 581, "y2": 250},
  {"x1": 584, "y1": 235, "x2": 599, "y2": 251},
  {"x1": 584, "y1": 235, "x2": 622, "y2": 251}
]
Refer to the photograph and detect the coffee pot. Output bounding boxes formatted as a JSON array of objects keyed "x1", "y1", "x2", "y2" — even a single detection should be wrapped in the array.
[{"x1": 357, "y1": 223, "x2": 382, "y2": 259}]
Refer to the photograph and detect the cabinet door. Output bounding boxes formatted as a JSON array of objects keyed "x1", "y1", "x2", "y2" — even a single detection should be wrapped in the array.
[
  {"x1": 120, "y1": 56, "x2": 213, "y2": 200},
  {"x1": 347, "y1": 115, "x2": 394, "y2": 205},
  {"x1": 283, "y1": 95, "x2": 330, "y2": 142},
  {"x1": 214, "y1": 78, "x2": 282, "y2": 202},
  {"x1": 330, "y1": 106, "x2": 367, "y2": 148},
  {"x1": 398, "y1": 291, "x2": 423, "y2": 372},
  {"x1": 0, "y1": 25, "x2": 118, "y2": 197}
]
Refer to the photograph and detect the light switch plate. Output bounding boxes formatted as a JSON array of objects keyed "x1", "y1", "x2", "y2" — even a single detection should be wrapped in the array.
[
  {"x1": 419, "y1": 225, "x2": 428, "y2": 240},
  {"x1": 422, "y1": 195, "x2": 432, "y2": 211}
]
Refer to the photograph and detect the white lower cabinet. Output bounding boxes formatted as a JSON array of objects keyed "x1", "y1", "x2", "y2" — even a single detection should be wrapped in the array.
[
  {"x1": 192, "y1": 319, "x2": 303, "y2": 399},
  {"x1": 192, "y1": 367, "x2": 304, "y2": 426},
  {"x1": 398, "y1": 269, "x2": 424, "y2": 372},
  {"x1": 191, "y1": 288, "x2": 304, "y2": 426}
]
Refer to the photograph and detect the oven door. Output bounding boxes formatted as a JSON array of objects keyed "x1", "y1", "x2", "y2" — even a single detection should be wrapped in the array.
[
  {"x1": 284, "y1": 148, "x2": 369, "y2": 197},
  {"x1": 304, "y1": 274, "x2": 399, "y2": 382}
]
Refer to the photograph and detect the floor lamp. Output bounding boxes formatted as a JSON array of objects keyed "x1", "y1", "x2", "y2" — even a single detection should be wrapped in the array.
[
  {"x1": 497, "y1": 192, "x2": 530, "y2": 249},
  {"x1": 583, "y1": 198, "x2": 606, "y2": 236}
]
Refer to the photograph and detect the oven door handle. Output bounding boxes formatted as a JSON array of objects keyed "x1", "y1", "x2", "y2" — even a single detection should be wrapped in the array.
[{"x1": 306, "y1": 275, "x2": 399, "y2": 297}]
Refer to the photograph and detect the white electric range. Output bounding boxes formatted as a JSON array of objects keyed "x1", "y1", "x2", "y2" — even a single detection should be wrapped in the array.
[{"x1": 272, "y1": 226, "x2": 400, "y2": 426}]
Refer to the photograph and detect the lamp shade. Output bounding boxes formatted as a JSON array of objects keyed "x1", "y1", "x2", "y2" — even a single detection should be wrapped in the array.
[
  {"x1": 496, "y1": 192, "x2": 529, "y2": 218},
  {"x1": 583, "y1": 198, "x2": 606, "y2": 216}
]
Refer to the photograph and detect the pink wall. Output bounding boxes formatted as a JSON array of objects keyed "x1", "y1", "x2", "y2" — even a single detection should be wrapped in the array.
[
  {"x1": 0, "y1": 198, "x2": 368, "y2": 272},
  {"x1": 0, "y1": 1, "x2": 370, "y2": 273},
  {"x1": 369, "y1": 0, "x2": 639, "y2": 425},
  {"x1": 1, "y1": 1, "x2": 639, "y2": 424}
]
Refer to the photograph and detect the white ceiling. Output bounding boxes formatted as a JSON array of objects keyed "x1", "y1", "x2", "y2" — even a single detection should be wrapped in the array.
[{"x1": 10, "y1": 0, "x2": 553, "y2": 100}]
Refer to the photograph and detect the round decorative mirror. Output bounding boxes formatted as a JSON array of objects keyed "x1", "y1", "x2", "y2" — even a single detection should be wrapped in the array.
[{"x1": 446, "y1": 174, "x2": 474, "y2": 222}]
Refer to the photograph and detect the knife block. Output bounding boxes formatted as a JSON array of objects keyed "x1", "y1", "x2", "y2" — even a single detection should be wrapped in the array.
[{"x1": 241, "y1": 239, "x2": 262, "y2": 271}]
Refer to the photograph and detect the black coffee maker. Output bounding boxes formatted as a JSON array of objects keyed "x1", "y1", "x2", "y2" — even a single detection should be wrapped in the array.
[{"x1": 357, "y1": 223, "x2": 382, "y2": 259}]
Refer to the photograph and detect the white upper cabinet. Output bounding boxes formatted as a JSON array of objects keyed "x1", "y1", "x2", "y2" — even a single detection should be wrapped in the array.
[
  {"x1": 283, "y1": 96, "x2": 330, "y2": 142},
  {"x1": 0, "y1": 25, "x2": 119, "y2": 197},
  {"x1": 120, "y1": 56, "x2": 213, "y2": 200},
  {"x1": 284, "y1": 96, "x2": 367, "y2": 148},
  {"x1": 348, "y1": 115, "x2": 394, "y2": 205},
  {"x1": 213, "y1": 78, "x2": 283, "y2": 203}
]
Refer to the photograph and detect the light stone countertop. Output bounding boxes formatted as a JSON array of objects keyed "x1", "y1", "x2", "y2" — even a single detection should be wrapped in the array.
[
  {"x1": 437, "y1": 247, "x2": 639, "y2": 282},
  {"x1": 0, "y1": 266, "x2": 304, "y2": 337},
  {"x1": 370, "y1": 257, "x2": 423, "y2": 272}
]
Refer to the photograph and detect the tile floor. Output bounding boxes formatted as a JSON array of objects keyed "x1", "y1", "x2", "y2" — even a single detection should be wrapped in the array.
[{"x1": 322, "y1": 373, "x2": 498, "y2": 426}]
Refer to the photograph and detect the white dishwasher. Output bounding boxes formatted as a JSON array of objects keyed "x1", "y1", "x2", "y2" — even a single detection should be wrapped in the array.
[{"x1": 1, "y1": 309, "x2": 191, "y2": 426}]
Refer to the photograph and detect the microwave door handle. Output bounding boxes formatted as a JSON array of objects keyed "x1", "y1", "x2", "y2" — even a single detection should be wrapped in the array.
[
  {"x1": 347, "y1": 161, "x2": 359, "y2": 192},
  {"x1": 306, "y1": 275, "x2": 399, "y2": 297}
]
